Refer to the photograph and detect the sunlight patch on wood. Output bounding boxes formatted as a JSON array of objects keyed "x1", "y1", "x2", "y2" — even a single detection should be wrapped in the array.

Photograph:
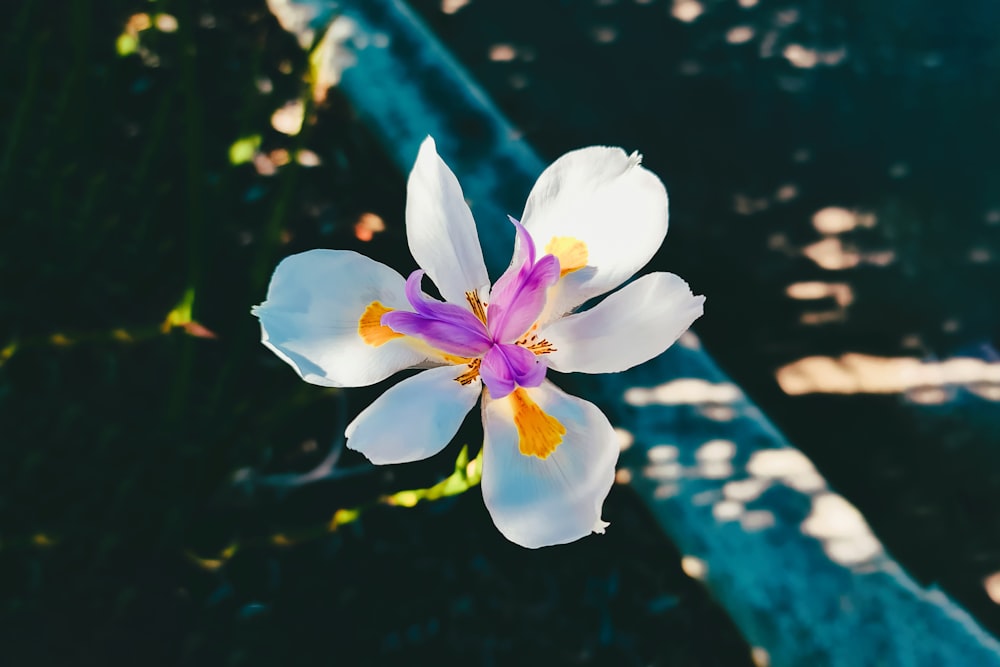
[
  {"x1": 724, "y1": 478, "x2": 769, "y2": 503},
  {"x1": 776, "y1": 353, "x2": 1000, "y2": 399},
  {"x1": 984, "y1": 572, "x2": 1000, "y2": 605},
  {"x1": 677, "y1": 330, "x2": 701, "y2": 350},
  {"x1": 802, "y1": 494, "x2": 883, "y2": 566},
  {"x1": 671, "y1": 0, "x2": 704, "y2": 23},
  {"x1": 740, "y1": 510, "x2": 775, "y2": 532},
  {"x1": 441, "y1": 0, "x2": 471, "y2": 14},
  {"x1": 681, "y1": 555, "x2": 708, "y2": 580},
  {"x1": 747, "y1": 448, "x2": 816, "y2": 480},
  {"x1": 785, "y1": 281, "x2": 854, "y2": 306},
  {"x1": 802, "y1": 237, "x2": 861, "y2": 270},
  {"x1": 624, "y1": 379, "x2": 741, "y2": 406},
  {"x1": 696, "y1": 439, "x2": 736, "y2": 463},
  {"x1": 775, "y1": 183, "x2": 799, "y2": 202},
  {"x1": 643, "y1": 462, "x2": 682, "y2": 481},
  {"x1": 592, "y1": 26, "x2": 619, "y2": 44},
  {"x1": 696, "y1": 440, "x2": 736, "y2": 479},
  {"x1": 647, "y1": 444, "x2": 679, "y2": 463},
  {"x1": 713, "y1": 500, "x2": 743, "y2": 522},
  {"x1": 489, "y1": 44, "x2": 517, "y2": 62},
  {"x1": 726, "y1": 26, "x2": 755, "y2": 44},
  {"x1": 784, "y1": 44, "x2": 849, "y2": 69},
  {"x1": 614, "y1": 427, "x2": 635, "y2": 452},
  {"x1": 812, "y1": 206, "x2": 875, "y2": 234},
  {"x1": 733, "y1": 193, "x2": 770, "y2": 215}
]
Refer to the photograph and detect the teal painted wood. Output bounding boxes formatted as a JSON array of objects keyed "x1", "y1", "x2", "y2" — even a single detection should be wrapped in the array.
[{"x1": 331, "y1": 1, "x2": 1000, "y2": 664}]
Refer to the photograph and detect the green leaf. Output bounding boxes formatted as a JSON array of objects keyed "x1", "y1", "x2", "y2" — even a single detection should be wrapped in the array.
[
  {"x1": 228, "y1": 135, "x2": 261, "y2": 165},
  {"x1": 115, "y1": 33, "x2": 138, "y2": 57},
  {"x1": 385, "y1": 445, "x2": 484, "y2": 507}
]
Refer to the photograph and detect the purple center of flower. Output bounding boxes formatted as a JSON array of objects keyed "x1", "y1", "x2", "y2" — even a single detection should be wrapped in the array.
[{"x1": 381, "y1": 219, "x2": 561, "y2": 399}]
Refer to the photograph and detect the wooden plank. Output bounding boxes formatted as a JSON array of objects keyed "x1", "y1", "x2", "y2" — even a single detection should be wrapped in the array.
[{"x1": 326, "y1": 1, "x2": 1000, "y2": 664}]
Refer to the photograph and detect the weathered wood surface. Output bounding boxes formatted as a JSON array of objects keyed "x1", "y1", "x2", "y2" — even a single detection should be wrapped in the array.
[{"x1": 329, "y1": 0, "x2": 1000, "y2": 664}]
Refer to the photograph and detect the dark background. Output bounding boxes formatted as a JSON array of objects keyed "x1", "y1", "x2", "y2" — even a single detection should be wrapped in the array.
[{"x1": 2, "y1": 0, "x2": 998, "y2": 664}]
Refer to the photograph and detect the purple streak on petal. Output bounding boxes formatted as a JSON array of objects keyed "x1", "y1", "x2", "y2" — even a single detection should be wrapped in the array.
[
  {"x1": 480, "y1": 343, "x2": 547, "y2": 398},
  {"x1": 381, "y1": 311, "x2": 490, "y2": 357},
  {"x1": 487, "y1": 219, "x2": 561, "y2": 343},
  {"x1": 480, "y1": 346, "x2": 516, "y2": 399},
  {"x1": 506, "y1": 215, "x2": 535, "y2": 266},
  {"x1": 381, "y1": 270, "x2": 491, "y2": 357},
  {"x1": 502, "y1": 342, "x2": 547, "y2": 388}
]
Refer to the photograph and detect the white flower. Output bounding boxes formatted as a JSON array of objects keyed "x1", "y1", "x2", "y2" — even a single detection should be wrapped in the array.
[{"x1": 252, "y1": 137, "x2": 705, "y2": 548}]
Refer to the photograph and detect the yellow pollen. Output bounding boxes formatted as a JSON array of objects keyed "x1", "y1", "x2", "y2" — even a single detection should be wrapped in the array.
[
  {"x1": 465, "y1": 290, "x2": 488, "y2": 325},
  {"x1": 358, "y1": 301, "x2": 404, "y2": 347},
  {"x1": 545, "y1": 236, "x2": 588, "y2": 277},
  {"x1": 455, "y1": 358, "x2": 481, "y2": 385},
  {"x1": 510, "y1": 387, "x2": 565, "y2": 459}
]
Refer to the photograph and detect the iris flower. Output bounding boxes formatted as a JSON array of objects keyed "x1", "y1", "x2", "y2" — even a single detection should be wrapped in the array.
[{"x1": 253, "y1": 137, "x2": 704, "y2": 548}]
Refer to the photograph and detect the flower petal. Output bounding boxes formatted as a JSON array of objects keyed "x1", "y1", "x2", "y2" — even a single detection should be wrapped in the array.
[
  {"x1": 480, "y1": 380, "x2": 619, "y2": 548},
  {"x1": 382, "y1": 270, "x2": 492, "y2": 357},
  {"x1": 487, "y1": 219, "x2": 561, "y2": 343},
  {"x1": 406, "y1": 136, "x2": 490, "y2": 307},
  {"x1": 542, "y1": 272, "x2": 705, "y2": 374},
  {"x1": 480, "y1": 343, "x2": 547, "y2": 399},
  {"x1": 345, "y1": 365, "x2": 481, "y2": 464},
  {"x1": 520, "y1": 146, "x2": 669, "y2": 317},
  {"x1": 253, "y1": 250, "x2": 429, "y2": 387}
]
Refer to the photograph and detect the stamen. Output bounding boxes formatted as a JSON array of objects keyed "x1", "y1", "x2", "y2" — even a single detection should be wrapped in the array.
[
  {"x1": 359, "y1": 301, "x2": 404, "y2": 346},
  {"x1": 510, "y1": 387, "x2": 565, "y2": 459},
  {"x1": 544, "y1": 237, "x2": 588, "y2": 277},
  {"x1": 525, "y1": 338, "x2": 556, "y2": 355},
  {"x1": 515, "y1": 329, "x2": 556, "y2": 355},
  {"x1": 455, "y1": 358, "x2": 481, "y2": 385},
  {"x1": 465, "y1": 290, "x2": 488, "y2": 325}
]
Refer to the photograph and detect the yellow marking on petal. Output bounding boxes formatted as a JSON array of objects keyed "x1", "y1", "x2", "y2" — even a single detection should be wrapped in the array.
[
  {"x1": 510, "y1": 387, "x2": 566, "y2": 459},
  {"x1": 466, "y1": 290, "x2": 488, "y2": 325},
  {"x1": 358, "y1": 301, "x2": 404, "y2": 347},
  {"x1": 545, "y1": 236, "x2": 589, "y2": 277},
  {"x1": 359, "y1": 302, "x2": 473, "y2": 363}
]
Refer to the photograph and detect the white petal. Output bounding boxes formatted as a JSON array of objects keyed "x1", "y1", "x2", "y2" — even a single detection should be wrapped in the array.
[
  {"x1": 406, "y1": 137, "x2": 490, "y2": 306},
  {"x1": 253, "y1": 249, "x2": 428, "y2": 387},
  {"x1": 481, "y1": 381, "x2": 619, "y2": 548},
  {"x1": 521, "y1": 146, "x2": 669, "y2": 316},
  {"x1": 543, "y1": 272, "x2": 705, "y2": 374},
  {"x1": 346, "y1": 365, "x2": 481, "y2": 464}
]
